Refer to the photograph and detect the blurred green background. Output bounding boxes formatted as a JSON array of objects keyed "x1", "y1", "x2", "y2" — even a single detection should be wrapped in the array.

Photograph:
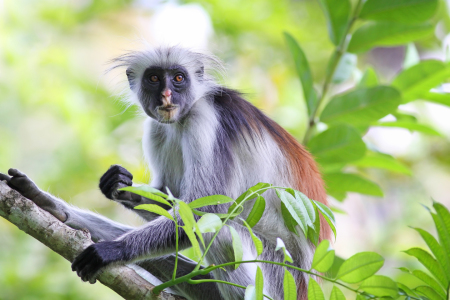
[{"x1": 1, "y1": 0, "x2": 450, "y2": 299}]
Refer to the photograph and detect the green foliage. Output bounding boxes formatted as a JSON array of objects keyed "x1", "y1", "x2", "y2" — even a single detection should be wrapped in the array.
[
  {"x1": 311, "y1": 239, "x2": 335, "y2": 272},
  {"x1": 318, "y1": 0, "x2": 350, "y2": 46},
  {"x1": 284, "y1": 269, "x2": 298, "y2": 300},
  {"x1": 120, "y1": 172, "x2": 450, "y2": 300},
  {"x1": 336, "y1": 252, "x2": 385, "y2": 283},
  {"x1": 286, "y1": 0, "x2": 448, "y2": 203}
]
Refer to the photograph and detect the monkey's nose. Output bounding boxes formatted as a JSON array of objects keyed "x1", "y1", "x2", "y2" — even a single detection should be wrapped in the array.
[{"x1": 162, "y1": 89, "x2": 172, "y2": 98}]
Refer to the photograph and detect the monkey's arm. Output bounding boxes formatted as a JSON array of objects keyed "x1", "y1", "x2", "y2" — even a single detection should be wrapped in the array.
[{"x1": 99, "y1": 165, "x2": 171, "y2": 221}]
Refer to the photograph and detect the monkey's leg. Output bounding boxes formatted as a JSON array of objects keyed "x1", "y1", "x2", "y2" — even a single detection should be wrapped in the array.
[
  {"x1": 1, "y1": 169, "x2": 223, "y2": 299},
  {"x1": 99, "y1": 164, "x2": 170, "y2": 221},
  {"x1": 0, "y1": 168, "x2": 131, "y2": 241}
]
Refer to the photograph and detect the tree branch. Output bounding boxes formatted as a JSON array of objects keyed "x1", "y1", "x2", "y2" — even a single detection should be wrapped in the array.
[{"x1": 0, "y1": 180, "x2": 185, "y2": 300}]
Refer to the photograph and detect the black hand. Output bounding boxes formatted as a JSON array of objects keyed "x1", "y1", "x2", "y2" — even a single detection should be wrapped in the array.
[
  {"x1": 99, "y1": 165, "x2": 133, "y2": 200},
  {"x1": 71, "y1": 241, "x2": 126, "y2": 283}
]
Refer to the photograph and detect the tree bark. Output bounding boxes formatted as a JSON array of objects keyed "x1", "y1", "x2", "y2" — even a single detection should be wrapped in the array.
[{"x1": 0, "y1": 180, "x2": 185, "y2": 300}]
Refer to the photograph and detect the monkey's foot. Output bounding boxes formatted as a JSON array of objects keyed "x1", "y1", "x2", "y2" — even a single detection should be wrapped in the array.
[
  {"x1": 0, "y1": 168, "x2": 67, "y2": 222},
  {"x1": 99, "y1": 165, "x2": 134, "y2": 201}
]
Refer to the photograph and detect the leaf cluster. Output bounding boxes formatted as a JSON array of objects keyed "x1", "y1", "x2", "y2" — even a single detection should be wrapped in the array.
[{"x1": 286, "y1": 0, "x2": 448, "y2": 202}]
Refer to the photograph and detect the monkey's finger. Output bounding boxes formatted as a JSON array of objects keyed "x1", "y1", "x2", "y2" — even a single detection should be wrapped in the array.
[
  {"x1": 0, "y1": 173, "x2": 11, "y2": 182},
  {"x1": 100, "y1": 165, "x2": 133, "y2": 184},
  {"x1": 8, "y1": 168, "x2": 26, "y2": 177}
]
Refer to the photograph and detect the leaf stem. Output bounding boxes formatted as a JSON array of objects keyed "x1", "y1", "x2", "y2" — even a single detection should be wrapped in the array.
[
  {"x1": 187, "y1": 279, "x2": 275, "y2": 300},
  {"x1": 303, "y1": 0, "x2": 364, "y2": 144},
  {"x1": 192, "y1": 186, "x2": 283, "y2": 272}
]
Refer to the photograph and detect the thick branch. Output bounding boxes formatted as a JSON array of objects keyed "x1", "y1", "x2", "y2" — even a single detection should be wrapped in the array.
[{"x1": 0, "y1": 180, "x2": 184, "y2": 300}]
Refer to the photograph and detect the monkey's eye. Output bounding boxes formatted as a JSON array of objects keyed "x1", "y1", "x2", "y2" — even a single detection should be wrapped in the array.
[
  {"x1": 174, "y1": 74, "x2": 184, "y2": 82},
  {"x1": 149, "y1": 75, "x2": 159, "y2": 82}
]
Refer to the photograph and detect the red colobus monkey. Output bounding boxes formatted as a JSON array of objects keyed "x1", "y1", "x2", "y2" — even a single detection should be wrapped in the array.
[{"x1": 1, "y1": 47, "x2": 331, "y2": 300}]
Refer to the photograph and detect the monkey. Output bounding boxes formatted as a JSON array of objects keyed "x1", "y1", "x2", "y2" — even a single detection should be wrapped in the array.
[{"x1": 0, "y1": 46, "x2": 331, "y2": 300}]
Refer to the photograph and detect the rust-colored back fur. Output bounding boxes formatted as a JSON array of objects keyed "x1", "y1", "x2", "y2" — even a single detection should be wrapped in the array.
[{"x1": 266, "y1": 122, "x2": 331, "y2": 300}]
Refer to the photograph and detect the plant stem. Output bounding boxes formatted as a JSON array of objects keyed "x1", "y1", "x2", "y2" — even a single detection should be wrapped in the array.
[
  {"x1": 192, "y1": 186, "x2": 281, "y2": 272},
  {"x1": 187, "y1": 279, "x2": 275, "y2": 300},
  {"x1": 302, "y1": 0, "x2": 364, "y2": 145}
]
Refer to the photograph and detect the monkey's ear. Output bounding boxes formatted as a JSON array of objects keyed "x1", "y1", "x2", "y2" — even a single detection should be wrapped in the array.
[{"x1": 126, "y1": 67, "x2": 135, "y2": 89}]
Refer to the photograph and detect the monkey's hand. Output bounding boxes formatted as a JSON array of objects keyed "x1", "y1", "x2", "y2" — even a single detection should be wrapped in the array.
[
  {"x1": 99, "y1": 165, "x2": 134, "y2": 202},
  {"x1": 71, "y1": 240, "x2": 125, "y2": 284},
  {"x1": 0, "y1": 168, "x2": 67, "y2": 222}
]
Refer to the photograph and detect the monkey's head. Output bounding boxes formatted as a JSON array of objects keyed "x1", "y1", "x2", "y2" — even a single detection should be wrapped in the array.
[{"x1": 113, "y1": 47, "x2": 221, "y2": 124}]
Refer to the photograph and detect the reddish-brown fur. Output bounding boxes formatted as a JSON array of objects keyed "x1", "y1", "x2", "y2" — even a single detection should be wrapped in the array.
[{"x1": 265, "y1": 122, "x2": 331, "y2": 300}]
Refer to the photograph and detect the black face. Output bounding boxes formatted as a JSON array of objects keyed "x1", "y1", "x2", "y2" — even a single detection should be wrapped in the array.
[{"x1": 135, "y1": 65, "x2": 194, "y2": 123}]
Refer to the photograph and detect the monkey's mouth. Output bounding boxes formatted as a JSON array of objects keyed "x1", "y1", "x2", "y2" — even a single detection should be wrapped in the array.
[{"x1": 156, "y1": 105, "x2": 180, "y2": 123}]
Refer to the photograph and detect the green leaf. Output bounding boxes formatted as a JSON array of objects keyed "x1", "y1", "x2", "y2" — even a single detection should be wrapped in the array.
[
  {"x1": 432, "y1": 202, "x2": 450, "y2": 274},
  {"x1": 351, "y1": 151, "x2": 412, "y2": 175},
  {"x1": 277, "y1": 190, "x2": 306, "y2": 234},
  {"x1": 404, "y1": 247, "x2": 448, "y2": 287},
  {"x1": 327, "y1": 255, "x2": 345, "y2": 278},
  {"x1": 246, "y1": 196, "x2": 266, "y2": 228},
  {"x1": 307, "y1": 278, "x2": 325, "y2": 300},
  {"x1": 134, "y1": 204, "x2": 174, "y2": 221},
  {"x1": 283, "y1": 269, "x2": 297, "y2": 300},
  {"x1": 393, "y1": 110, "x2": 418, "y2": 123},
  {"x1": 188, "y1": 195, "x2": 235, "y2": 209},
  {"x1": 359, "y1": 0, "x2": 438, "y2": 24},
  {"x1": 318, "y1": 0, "x2": 350, "y2": 45},
  {"x1": 348, "y1": 22, "x2": 434, "y2": 53},
  {"x1": 247, "y1": 183, "x2": 273, "y2": 197},
  {"x1": 321, "y1": 86, "x2": 401, "y2": 126},
  {"x1": 288, "y1": 189, "x2": 316, "y2": 224},
  {"x1": 404, "y1": 43, "x2": 420, "y2": 69},
  {"x1": 412, "y1": 270, "x2": 447, "y2": 298},
  {"x1": 420, "y1": 92, "x2": 450, "y2": 107},
  {"x1": 332, "y1": 53, "x2": 357, "y2": 83},
  {"x1": 412, "y1": 227, "x2": 450, "y2": 278},
  {"x1": 375, "y1": 121, "x2": 442, "y2": 136},
  {"x1": 276, "y1": 238, "x2": 293, "y2": 263},
  {"x1": 308, "y1": 124, "x2": 366, "y2": 164},
  {"x1": 120, "y1": 186, "x2": 171, "y2": 207},
  {"x1": 242, "y1": 219, "x2": 264, "y2": 256},
  {"x1": 312, "y1": 239, "x2": 335, "y2": 272},
  {"x1": 323, "y1": 172, "x2": 384, "y2": 201},
  {"x1": 244, "y1": 285, "x2": 256, "y2": 300},
  {"x1": 228, "y1": 183, "x2": 271, "y2": 216},
  {"x1": 255, "y1": 267, "x2": 264, "y2": 300},
  {"x1": 278, "y1": 189, "x2": 314, "y2": 232},
  {"x1": 336, "y1": 252, "x2": 385, "y2": 283},
  {"x1": 329, "y1": 286, "x2": 346, "y2": 300},
  {"x1": 193, "y1": 209, "x2": 242, "y2": 219},
  {"x1": 359, "y1": 275, "x2": 399, "y2": 298},
  {"x1": 397, "y1": 282, "x2": 418, "y2": 297},
  {"x1": 358, "y1": 67, "x2": 379, "y2": 88},
  {"x1": 313, "y1": 201, "x2": 337, "y2": 239},
  {"x1": 392, "y1": 60, "x2": 450, "y2": 102},
  {"x1": 229, "y1": 225, "x2": 243, "y2": 269},
  {"x1": 308, "y1": 205, "x2": 321, "y2": 246},
  {"x1": 284, "y1": 32, "x2": 317, "y2": 118},
  {"x1": 415, "y1": 286, "x2": 445, "y2": 300},
  {"x1": 183, "y1": 225, "x2": 202, "y2": 260},
  {"x1": 281, "y1": 201, "x2": 300, "y2": 235},
  {"x1": 197, "y1": 213, "x2": 222, "y2": 233},
  {"x1": 178, "y1": 202, "x2": 203, "y2": 257}
]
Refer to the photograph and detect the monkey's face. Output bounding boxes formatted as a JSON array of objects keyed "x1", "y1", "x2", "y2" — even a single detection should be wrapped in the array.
[{"x1": 137, "y1": 65, "x2": 194, "y2": 123}]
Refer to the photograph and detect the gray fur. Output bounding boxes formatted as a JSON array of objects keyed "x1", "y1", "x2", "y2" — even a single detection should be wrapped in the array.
[{"x1": 4, "y1": 47, "x2": 316, "y2": 300}]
